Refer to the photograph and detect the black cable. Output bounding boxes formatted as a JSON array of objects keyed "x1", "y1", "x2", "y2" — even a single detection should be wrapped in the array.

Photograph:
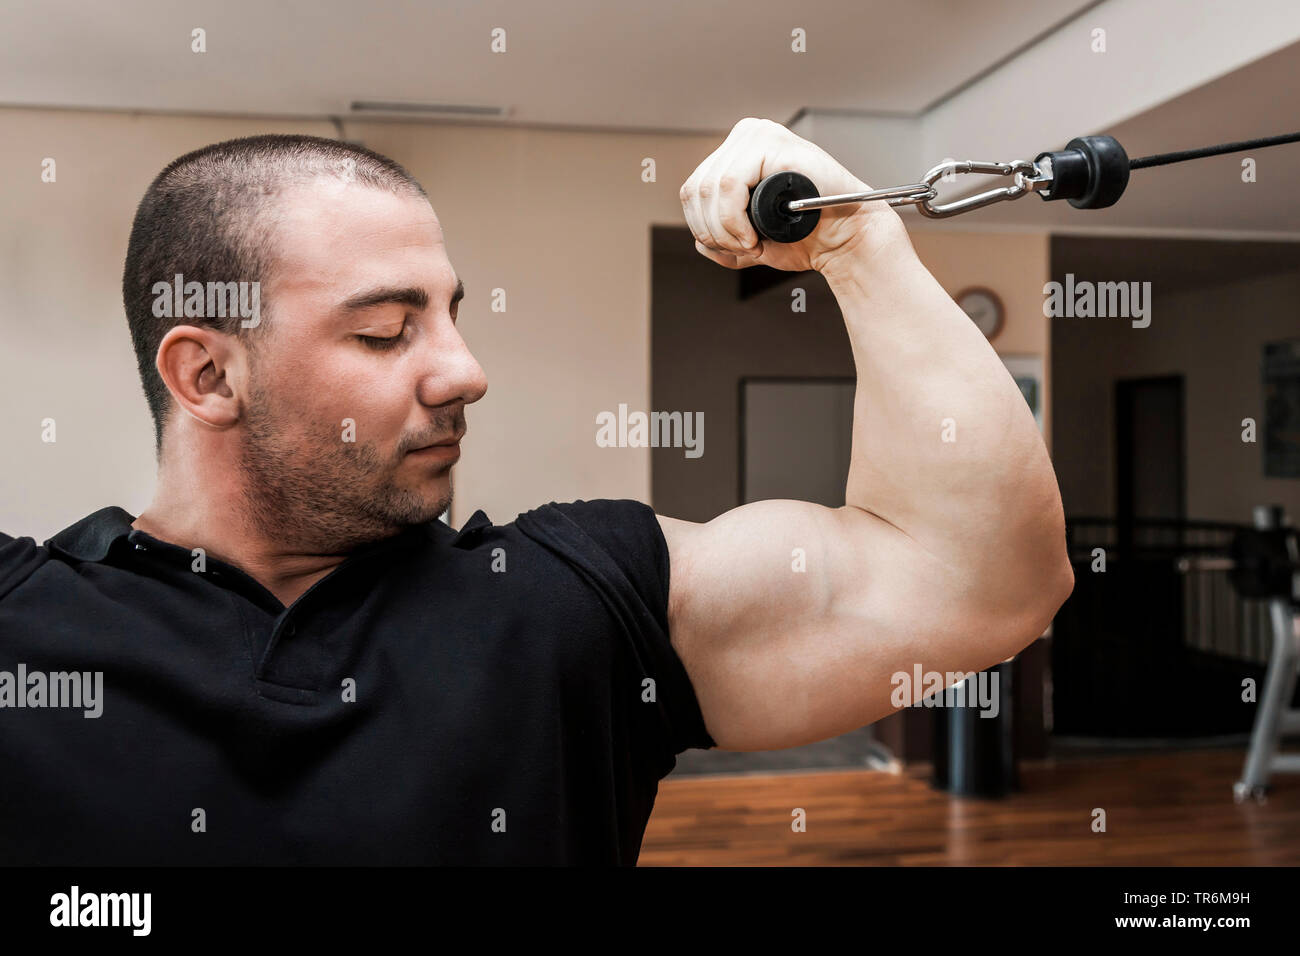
[{"x1": 1128, "y1": 131, "x2": 1300, "y2": 170}]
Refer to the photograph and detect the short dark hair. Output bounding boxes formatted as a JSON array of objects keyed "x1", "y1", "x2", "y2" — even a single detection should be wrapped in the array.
[{"x1": 121, "y1": 134, "x2": 429, "y2": 457}]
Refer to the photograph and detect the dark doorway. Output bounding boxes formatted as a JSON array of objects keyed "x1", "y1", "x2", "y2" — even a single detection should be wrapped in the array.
[
  {"x1": 1115, "y1": 375, "x2": 1185, "y2": 552},
  {"x1": 1053, "y1": 372, "x2": 1265, "y2": 738}
]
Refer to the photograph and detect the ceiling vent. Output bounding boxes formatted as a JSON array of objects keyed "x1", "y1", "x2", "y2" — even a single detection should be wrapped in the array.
[{"x1": 348, "y1": 100, "x2": 511, "y2": 118}]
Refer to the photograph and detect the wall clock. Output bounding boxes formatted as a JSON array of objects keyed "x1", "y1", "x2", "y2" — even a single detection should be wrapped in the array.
[{"x1": 956, "y1": 287, "x2": 1004, "y2": 340}]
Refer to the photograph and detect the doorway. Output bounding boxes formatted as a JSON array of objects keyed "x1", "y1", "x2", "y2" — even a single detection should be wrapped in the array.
[{"x1": 1115, "y1": 375, "x2": 1185, "y2": 550}]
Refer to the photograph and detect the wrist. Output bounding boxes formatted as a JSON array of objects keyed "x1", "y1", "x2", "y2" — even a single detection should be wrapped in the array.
[{"x1": 813, "y1": 206, "x2": 916, "y2": 287}]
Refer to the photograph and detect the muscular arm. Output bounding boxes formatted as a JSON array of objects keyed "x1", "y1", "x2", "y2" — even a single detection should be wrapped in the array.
[{"x1": 661, "y1": 157, "x2": 1073, "y2": 752}]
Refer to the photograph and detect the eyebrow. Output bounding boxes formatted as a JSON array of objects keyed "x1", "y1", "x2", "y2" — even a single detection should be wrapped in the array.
[{"x1": 337, "y1": 277, "x2": 465, "y2": 315}]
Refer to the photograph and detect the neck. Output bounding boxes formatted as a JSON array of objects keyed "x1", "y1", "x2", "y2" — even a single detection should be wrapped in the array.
[{"x1": 133, "y1": 449, "x2": 347, "y2": 609}]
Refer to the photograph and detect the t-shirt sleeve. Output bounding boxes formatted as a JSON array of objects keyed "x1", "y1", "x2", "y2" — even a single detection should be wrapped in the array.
[{"x1": 514, "y1": 498, "x2": 717, "y2": 772}]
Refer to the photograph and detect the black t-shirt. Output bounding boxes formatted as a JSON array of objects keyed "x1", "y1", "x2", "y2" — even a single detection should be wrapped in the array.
[{"x1": 0, "y1": 498, "x2": 716, "y2": 865}]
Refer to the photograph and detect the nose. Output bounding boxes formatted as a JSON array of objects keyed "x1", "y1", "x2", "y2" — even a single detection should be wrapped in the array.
[{"x1": 416, "y1": 319, "x2": 488, "y2": 409}]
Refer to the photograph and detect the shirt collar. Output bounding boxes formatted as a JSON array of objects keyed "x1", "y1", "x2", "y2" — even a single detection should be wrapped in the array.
[
  {"x1": 46, "y1": 505, "x2": 493, "y2": 563},
  {"x1": 451, "y1": 509, "x2": 492, "y2": 547},
  {"x1": 45, "y1": 506, "x2": 138, "y2": 562}
]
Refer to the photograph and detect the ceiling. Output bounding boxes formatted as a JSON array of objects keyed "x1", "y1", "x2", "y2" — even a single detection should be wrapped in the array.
[
  {"x1": 3, "y1": 0, "x2": 1297, "y2": 236},
  {"x1": 0, "y1": 0, "x2": 1098, "y2": 132},
  {"x1": 928, "y1": 39, "x2": 1300, "y2": 236}
]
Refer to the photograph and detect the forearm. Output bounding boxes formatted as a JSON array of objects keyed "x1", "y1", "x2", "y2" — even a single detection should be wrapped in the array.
[{"x1": 822, "y1": 212, "x2": 1070, "y2": 607}]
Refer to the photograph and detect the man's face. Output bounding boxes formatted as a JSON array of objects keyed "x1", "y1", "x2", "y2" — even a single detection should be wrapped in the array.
[{"x1": 234, "y1": 178, "x2": 487, "y2": 552}]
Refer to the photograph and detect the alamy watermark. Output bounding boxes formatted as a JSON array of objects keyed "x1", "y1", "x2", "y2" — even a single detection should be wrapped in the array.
[
  {"x1": 891, "y1": 664, "x2": 1000, "y2": 718},
  {"x1": 0, "y1": 664, "x2": 103, "y2": 718},
  {"x1": 1043, "y1": 272, "x2": 1151, "y2": 328},
  {"x1": 596, "y1": 403, "x2": 703, "y2": 458},
  {"x1": 151, "y1": 273, "x2": 261, "y2": 328},
  {"x1": 50, "y1": 886, "x2": 150, "y2": 936}
]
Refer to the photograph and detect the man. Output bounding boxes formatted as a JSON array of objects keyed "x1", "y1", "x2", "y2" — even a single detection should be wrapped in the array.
[{"x1": 0, "y1": 118, "x2": 1073, "y2": 865}]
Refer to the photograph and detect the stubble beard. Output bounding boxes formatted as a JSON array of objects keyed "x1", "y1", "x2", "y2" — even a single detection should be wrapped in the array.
[{"x1": 236, "y1": 376, "x2": 454, "y2": 553}]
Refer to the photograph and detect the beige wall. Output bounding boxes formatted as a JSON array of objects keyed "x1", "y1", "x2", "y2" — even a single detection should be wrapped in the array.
[
  {"x1": 0, "y1": 107, "x2": 1054, "y2": 542},
  {"x1": 0, "y1": 107, "x2": 719, "y2": 540},
  {"x1": 650, "y1": 227, "x2": 1052, "y2": 522},
  {"x1": 1050, "y1": 247, "x2": 1300, "y2": 524},
  {"x1": 908, "y1": 230, "x2": 1052, "y2": 452}
]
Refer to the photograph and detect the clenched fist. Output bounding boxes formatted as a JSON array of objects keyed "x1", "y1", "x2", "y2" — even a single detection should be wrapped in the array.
[{"x1": 679, "y1": 117, "x2": 909, "y2": 275}]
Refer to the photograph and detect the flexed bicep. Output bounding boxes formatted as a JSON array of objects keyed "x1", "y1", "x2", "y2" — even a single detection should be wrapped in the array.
[{"x1": 657, "y1": 500, "x2": 1025, "y2": 752}]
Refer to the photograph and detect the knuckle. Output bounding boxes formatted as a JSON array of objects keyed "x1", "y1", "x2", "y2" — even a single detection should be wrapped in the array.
[
  {"x1": 716, "y1": 174, "x2": 742, "y2": 195},
  {"x1": 719, "y1": 208, "x2": 746, "y2": 234},
  {"x1": 697, "y1": 179, "x2": 716, "y2": 199}
]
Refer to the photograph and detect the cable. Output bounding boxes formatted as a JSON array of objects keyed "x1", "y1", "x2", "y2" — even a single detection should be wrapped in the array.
[
  {"x1": 749, "y1": 128, "x2": 1300, "y2": 235},
  {"x1": 1128, "y1": 131, "x2": 1300, "y2": 170}
]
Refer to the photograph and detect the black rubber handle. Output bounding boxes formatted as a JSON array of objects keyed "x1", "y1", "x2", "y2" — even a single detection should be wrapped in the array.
[
  {"x1": 746, "y1": 171, "x2": 821, "y2": 243},
  {"x1": 1034, "y1": 135, "x2": 1130, "y2": 209}
]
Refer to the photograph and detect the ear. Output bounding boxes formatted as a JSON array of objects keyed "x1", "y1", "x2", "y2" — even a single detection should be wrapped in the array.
[{"x1": 155, "y1": 325, "x2": 250, "y2": 431}]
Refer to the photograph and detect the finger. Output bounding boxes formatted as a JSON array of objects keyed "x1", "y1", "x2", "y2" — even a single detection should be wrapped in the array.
[
  {"x1": 726, "y1": 182, "x2": 763, "y2": 255},
  {"x1": 693, "y1": 240, "x2": 763, "y2": 270},
  {"x1": 679, "y1": 127, "x2": 736, "y2": 250},
  {"x1": 687, "y1": 166, "x2": 717, "y2": 251},
  {"x1": 702, "y1": 172, "x2": 759, "y2": 256},
  {"x1": 682, "y1": 118, "x2": 774, "y2": 255},
  {"x1": 681, "y1": 158, "x2": 729, "y2": 251},
  {"x1": 702, "y1": 127, "x2": 767, "y2": 255},
  {"x1": 688, "y1": 120, "x2": 757, "y2": 252},
  {"x1": 694, "y1": 239, "x2": 742, "y2": 269},
  {"x1": 679, "y1": 176, "x2": 709, "y2": 250}
]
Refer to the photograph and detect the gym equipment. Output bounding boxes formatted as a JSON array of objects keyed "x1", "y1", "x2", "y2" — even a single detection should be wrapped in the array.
[
  {"x1": 1181, "y1": 505, "x2": 1300, "y2": 802},
  {"x1": 746, "y1": 130, "x2": 1300, "y2": 243},
  {"x1": 1231, "y1": 507, "x2": 1300, "y2": 803}
]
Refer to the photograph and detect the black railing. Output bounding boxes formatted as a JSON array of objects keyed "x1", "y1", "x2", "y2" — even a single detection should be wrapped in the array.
[
  {"x1": 1055, "y1": 516, "x2": 1271, "y2": 737},
  {"x1": 1064, "y1": 516, "x2": 1269, "y2": 666}
]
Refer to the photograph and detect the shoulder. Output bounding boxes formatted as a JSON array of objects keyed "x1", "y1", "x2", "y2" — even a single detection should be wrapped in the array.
[
  {"x1": 0, "y1": 531, "x2": 48, "y2": 602},
  {"x1": 514, "y1": 498, "x2": 716, "y2": 756},
  {"x1": 514, "y1": 498, "x2": 667, "y2": 590},
  {"x1": 516, "y1": 498, "x2": 662, "y2": 549}
]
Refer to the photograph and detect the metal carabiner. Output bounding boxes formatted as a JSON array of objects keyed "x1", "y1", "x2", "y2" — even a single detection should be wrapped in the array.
[
  {"x1": 752, "y1": 153, "x2": 1057, "y2": 243},
  {"x1": 914, "y1": 158, "x2": 1052, "y2": 218},
  {"x1": 781, "y1": 158, "x2": 1052, "y2": 220}
]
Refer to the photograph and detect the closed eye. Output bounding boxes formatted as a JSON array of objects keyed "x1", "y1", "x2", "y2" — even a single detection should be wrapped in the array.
[{"x1": 356, "y1": 326, "x2": 408, "y2": 350}]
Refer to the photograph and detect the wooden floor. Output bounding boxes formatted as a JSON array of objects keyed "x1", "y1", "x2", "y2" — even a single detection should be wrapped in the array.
[{"x1": 640, "y1": 747, "x2": 1300, "y2": 865}]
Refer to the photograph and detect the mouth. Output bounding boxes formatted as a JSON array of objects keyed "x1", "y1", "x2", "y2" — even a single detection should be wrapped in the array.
[{"x1": 407, "y1": 432, "x2": 464, "y2": 459}]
